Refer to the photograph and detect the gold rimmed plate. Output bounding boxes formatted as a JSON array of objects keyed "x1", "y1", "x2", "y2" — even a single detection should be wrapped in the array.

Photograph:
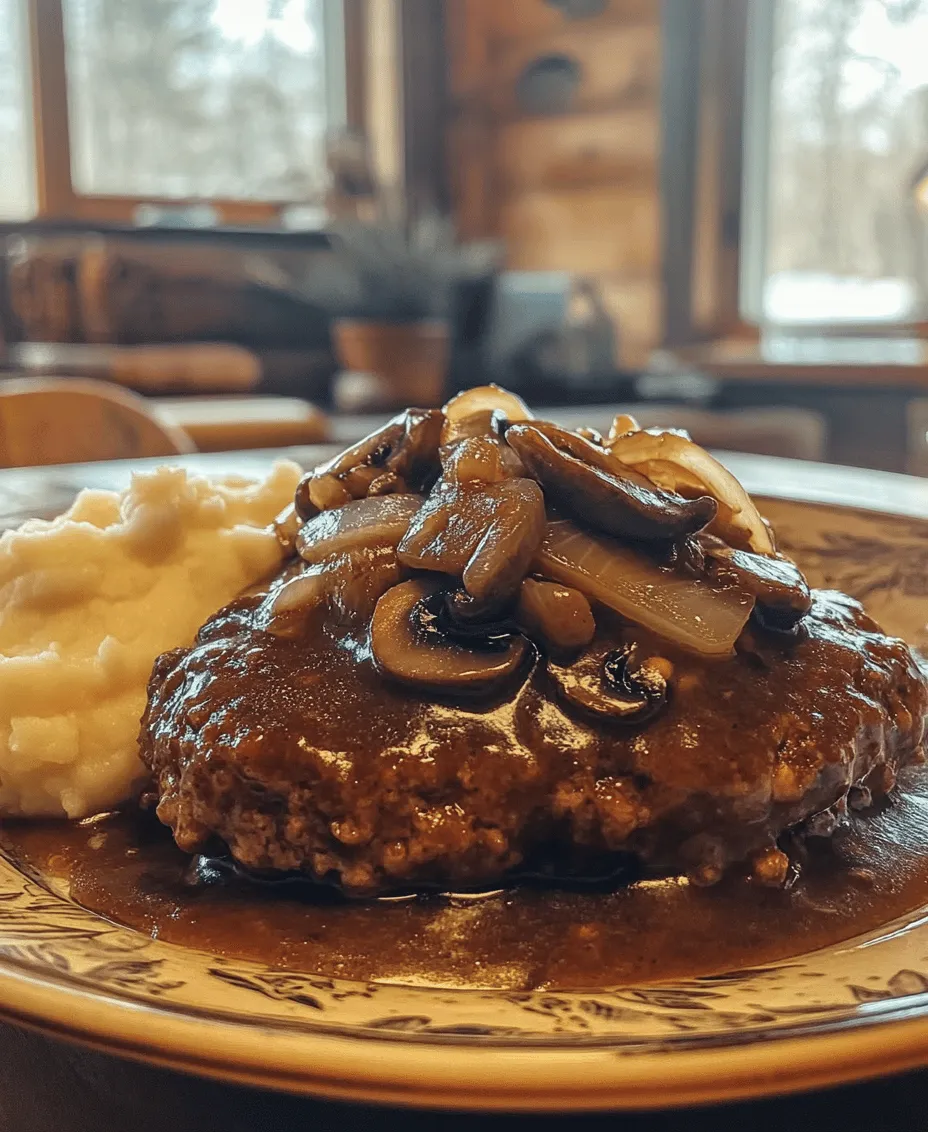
[{"x1": 3, "y1": 467, "x2": 928, "y2": 1110}]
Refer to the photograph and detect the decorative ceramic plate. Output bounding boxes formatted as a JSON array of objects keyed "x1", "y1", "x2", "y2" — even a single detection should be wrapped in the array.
[{"x1": 4, "y1": 458, "x2": 928, "y2": 1111}]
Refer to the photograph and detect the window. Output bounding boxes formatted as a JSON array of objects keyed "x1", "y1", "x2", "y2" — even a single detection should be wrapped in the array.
[
  {"x1": 750, "y1": 0, "x2": 928, "y2": 325},
  {"x1": 64, "y1": 0, "x2": 332, "y2": 203},
  {"x1": 0, "y1": 0, "x2": 35, "y2": 219},
  {"x1": 2, "y1": 0, "x2": 348, "y2": 223}
]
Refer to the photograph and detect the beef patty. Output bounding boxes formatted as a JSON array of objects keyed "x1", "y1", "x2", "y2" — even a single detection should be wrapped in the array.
[{"x1": 139, "y1": 580, "x2": 927, "y2": 895}]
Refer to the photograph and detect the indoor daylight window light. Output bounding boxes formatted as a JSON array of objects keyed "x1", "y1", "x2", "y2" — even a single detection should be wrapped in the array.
[{"x1": 915, "y1": 159, "x2": 928, "y2": 213}]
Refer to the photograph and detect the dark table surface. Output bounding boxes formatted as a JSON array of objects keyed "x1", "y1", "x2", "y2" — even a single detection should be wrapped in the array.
[
  {"x1": 2, "y1": 1022, "x2": 928, "y2": 1132},
  {"x1": 3, "y1": 448, "x2": 928, "y2": 1131}
]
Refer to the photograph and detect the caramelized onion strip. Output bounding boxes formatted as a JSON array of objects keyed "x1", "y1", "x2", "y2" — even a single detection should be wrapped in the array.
[
  {"x1": 608, "y1": 430, "x2": 774, "y2": 555},
  {"x1": 297, "y1": 495, "x2": 422, "y2": 566},
  {"x1": 533, "y1": 521, "x2": 754, "y2": 656}
]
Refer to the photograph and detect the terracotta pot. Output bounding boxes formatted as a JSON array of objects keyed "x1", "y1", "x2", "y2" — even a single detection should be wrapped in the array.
[{"x1": 332, "y1": 318, "x2": 449, "y2": 409}]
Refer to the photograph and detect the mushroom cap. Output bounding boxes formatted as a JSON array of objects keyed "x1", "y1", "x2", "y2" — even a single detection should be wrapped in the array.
[
  {"x1": 506, "y1": 422, "x2": 717, "y2": 542},
  {"x1": 706, "y1": 545, "x2": 812, "y2": 624},
  {"x1": 370, "y1": 578, "x2": 529, "y2": 694},
  {"x1": 548, "y1": 641, "x2": 668, "y2": 724}
]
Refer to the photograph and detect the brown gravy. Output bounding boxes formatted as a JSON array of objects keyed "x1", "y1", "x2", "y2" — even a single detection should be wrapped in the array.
[{"x1": 5, "y1": 771, "x2": 928, "y2": 990}]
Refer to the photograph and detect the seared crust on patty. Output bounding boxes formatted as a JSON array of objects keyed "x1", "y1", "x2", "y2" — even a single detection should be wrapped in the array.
[{"x1": 139, "y1": 583, "x2": 927, "y2": 895}]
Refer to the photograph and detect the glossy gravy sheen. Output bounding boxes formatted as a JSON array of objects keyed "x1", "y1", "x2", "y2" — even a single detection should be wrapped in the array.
[{"x1": 6, "y1": 771, "x2": 928, "y2": 990}]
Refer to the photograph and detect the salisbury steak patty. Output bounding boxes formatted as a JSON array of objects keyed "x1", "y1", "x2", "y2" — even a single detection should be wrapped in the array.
[{"x1": 140, "y1": 583, "x2": 927, "y2": 894}]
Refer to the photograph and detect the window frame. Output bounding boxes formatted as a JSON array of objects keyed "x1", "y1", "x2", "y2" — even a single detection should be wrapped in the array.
[
  {"x1": 660, "y1": 0, "x2": 928, "y2": 349},
  {"x1": 25, "y1": 0, "x2": 364, "y2": 226},
  {"x1": 660, "y1": 0, "x2": 751, "y2": 348}
]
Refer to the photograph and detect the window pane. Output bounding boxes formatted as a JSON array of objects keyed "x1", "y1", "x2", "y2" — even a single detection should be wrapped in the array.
[
  {"x1": 0, "y1": 0, "x2": 36, "y2": 220},
  {"x1": 63, "y1": 0, "x2": 331, "y2": 202},
  {"x1": 764, "y1": 0, "x2": 928, "y2": 323}
]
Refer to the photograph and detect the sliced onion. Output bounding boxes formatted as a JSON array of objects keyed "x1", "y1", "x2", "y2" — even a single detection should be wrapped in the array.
[
  {"x1": 606, "y1": 413, "x2": 641, "y2": 442},
  {"x1": 441, "y1": 384, "x2": 533, "y2": 446},
  {"x1": 267, "y1": 567, "x2": 329, "y2": 617},
  {"x1": 272, "y1": 502, "x2": 302, "y2": 554},
  {"x1": 533, "y1": 520, "x2": 754, "y2": 656},
  {"x1": 263, "y1": 547, "x2": 404, "y2": 636},
  {"x1": 443, "y1": 384, "x2": 533, "y2": 424},
  {"x1": 297, "y1": 494, "x2": 421, "y2": 566},
  {"x1": 442, "y1": 435, "x2": 508, "y2": 484},
  {"x1": 608, "y1": 430, "x2": 774, "y2": 555},
  {"x1": 260, "y1": 566, "x2": 331, "y2": 637}
]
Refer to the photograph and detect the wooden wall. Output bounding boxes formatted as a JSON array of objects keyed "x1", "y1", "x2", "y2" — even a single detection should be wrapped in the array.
[{"x1": 446, "y1": 0, "x2": 663, "y2": 368}]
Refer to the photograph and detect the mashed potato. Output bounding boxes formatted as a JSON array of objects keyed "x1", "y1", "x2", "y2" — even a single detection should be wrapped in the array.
[{"x1": 0, "y1": 460, "x2": 302, "y2": 818}]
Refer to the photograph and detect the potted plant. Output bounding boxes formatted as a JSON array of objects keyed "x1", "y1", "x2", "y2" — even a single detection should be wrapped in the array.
[{"x1": 323, "y1": 214, "x2": 499, "y2": 410}]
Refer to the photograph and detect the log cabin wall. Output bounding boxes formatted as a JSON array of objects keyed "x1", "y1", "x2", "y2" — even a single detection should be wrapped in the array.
[{"x1": 445, "y1": 0, "x2": 663, "y2": 368}]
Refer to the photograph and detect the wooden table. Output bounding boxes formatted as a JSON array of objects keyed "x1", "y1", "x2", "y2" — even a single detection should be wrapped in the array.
[
  {"x1": 2, "y1": 447, "x2": 928, "y2": 1131},
  {"x1": 2, "y1": 1021, "x2": 928, "y2": 1132}
]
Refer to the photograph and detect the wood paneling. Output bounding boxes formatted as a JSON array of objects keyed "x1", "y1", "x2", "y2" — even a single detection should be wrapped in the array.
[
  {"x1": 478, "y1": 22, "x2": 660, "y2": 118},
  {"x1": 445, "y1": 0, "x2": 664, "y2": 365},
  {"x1": 367, "y1": 0, "x2": 403, "y2": 196},
  {"x1": 448, "y1": 116, "x2": 497, "y2": 239},
  {"x1": 597, "y1": 275, "x2": 663, "y2": 362},
  {"x1": 446, "y1": 0, "x2": 494, "y2": 94},
  {"x1": 500, "y1": 186, "x2": 659, "y2": 275},
  {"x1": 486, "y1": 0, "x2": 659, "y2": 43},
  {"x1": 494, "y1": 107, "x2": 658, "y2": 192}
]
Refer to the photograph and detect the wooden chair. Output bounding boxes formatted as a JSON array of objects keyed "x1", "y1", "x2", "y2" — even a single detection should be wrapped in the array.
[{"x1": 0, "y1": 378, "x2": 195, "y2": 468}]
